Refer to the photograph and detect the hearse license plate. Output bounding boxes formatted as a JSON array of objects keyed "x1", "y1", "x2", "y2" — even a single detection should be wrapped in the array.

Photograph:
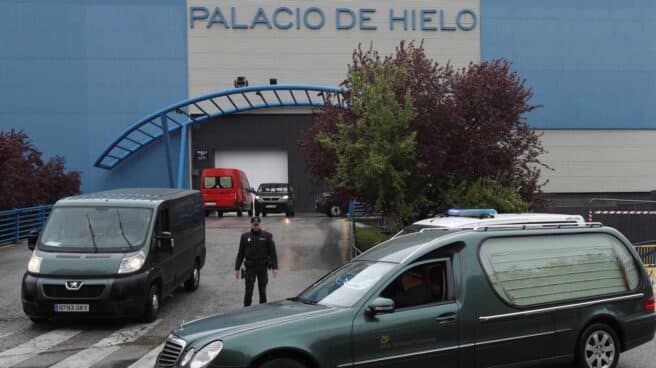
[
  {"x1": 265, "y1": 205, "x2": 277, "y2": 209},
  {"x1": 54, "y1": 304, "x2": 89, "y2": 312}
]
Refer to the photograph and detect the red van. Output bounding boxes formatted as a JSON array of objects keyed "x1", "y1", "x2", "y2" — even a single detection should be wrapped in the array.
[{"x1": 201, "y1": 168, "x2": 253, "y2": 217}]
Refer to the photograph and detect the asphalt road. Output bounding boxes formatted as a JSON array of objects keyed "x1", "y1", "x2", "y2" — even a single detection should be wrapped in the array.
[
  {"x1": 0, "y1": 214, "x2": 350, "y2": 368},
  {"x1": 0, "y1": 214, "x2": 653, "y2": 368}
]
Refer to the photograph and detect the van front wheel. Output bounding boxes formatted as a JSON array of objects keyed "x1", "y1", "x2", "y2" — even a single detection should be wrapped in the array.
[
  {"x1": 576, "y1": 323, "x2": 620, "y2": 368},
  {"x1": 184, "y1": 262, "x2": 200, "y2": 292},
  {"x1": 143, "y1": 284, "x2": 160, "y2": 323}
]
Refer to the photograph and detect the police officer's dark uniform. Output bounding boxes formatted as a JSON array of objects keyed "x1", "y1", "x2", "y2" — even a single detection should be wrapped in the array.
[{"x1": 234, "y1": 217, "x2": 278, "y2": 307}]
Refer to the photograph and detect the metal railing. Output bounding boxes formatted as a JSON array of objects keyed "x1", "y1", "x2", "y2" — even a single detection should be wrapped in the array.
[
  {"x1": 632, "y1": 243, "x2": 656, "y2": 288},
  {"x1": 0, "y1": 205, "x2": 52, "y2": 245}
]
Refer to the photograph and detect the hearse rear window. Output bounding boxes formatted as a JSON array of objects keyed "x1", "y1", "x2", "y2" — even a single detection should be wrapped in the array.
[{"x1": 479, "y1": 233, "x2": 640, "y2": 307}]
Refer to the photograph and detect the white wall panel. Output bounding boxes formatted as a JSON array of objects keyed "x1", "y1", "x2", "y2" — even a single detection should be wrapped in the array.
[
  {"x1": 214, "y1": 150, "x2": 288, "y2": 189},
  {"x1": 539, "y1": 130, "x2": 656, "y2": 193},
  {"x1": 187, "y1": 0, "x2": 480, "y2": 97}
]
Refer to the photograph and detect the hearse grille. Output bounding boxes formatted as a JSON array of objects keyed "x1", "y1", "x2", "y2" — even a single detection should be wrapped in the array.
[
  {"x1": 156, "y1": 336, "x2": 186, "y2": 367},
  {"x1": 43, "y1": 284, "x2": 105, "y2": 298}
]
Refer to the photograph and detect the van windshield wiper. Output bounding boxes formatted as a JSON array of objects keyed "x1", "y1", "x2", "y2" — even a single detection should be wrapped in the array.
[
  {"x1": 115, "y1": 209, "x2": 134, "y2": 250},
  {"x1": 85, "y1": 214, "x2": 98, "y2": 253}
]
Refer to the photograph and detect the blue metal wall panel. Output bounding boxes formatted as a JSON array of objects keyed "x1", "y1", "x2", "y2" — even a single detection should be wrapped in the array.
[
  {"x1": 0, "y1": 0, "x2": 188, "y2": 192},
  {"x1": 481, "y1": 0, "x2": 656, "y2": 129}
]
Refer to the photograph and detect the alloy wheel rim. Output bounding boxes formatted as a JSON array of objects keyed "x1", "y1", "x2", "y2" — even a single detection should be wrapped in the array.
[
  {"x1": 584, "y1": 330, "x2": 615, "y2": 368},
  {"x1": 193, "y1": 267, "x2": 200, "y2": 287},
  {"x1": 331, "y1": 206, "x2": 341, "y2": 216},
  {"x1": 151, "y1": 292, "x2": 159, "y2": 314}
]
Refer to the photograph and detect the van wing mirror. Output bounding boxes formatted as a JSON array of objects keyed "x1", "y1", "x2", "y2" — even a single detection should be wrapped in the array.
[
  {"x1": 157, "y1": 231, "x2": 174, "y2": 252},
  {"x1": 248, "y1": 187, "x2": 256, "y2": 193},
  {"x1": 367, "y1": 297, "x2": 395, "y2": 316},
  {"x1": 27, "y1": 230, "x2": 39, "y2": 251}
]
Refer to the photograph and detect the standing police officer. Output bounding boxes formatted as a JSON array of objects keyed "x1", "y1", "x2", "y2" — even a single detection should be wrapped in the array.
[{"x1": 234, "y1": 216, "x2": 278, "y2": 307}]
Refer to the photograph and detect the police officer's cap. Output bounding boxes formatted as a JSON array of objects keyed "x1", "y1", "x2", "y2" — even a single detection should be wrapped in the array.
[{"x1": 250, "y1": 216, "x2": 261, "y2": 224}]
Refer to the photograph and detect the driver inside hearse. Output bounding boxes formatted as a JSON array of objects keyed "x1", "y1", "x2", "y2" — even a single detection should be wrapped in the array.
[{"x1": 382, "y1": 263, "x2": 445, "y2": 309}]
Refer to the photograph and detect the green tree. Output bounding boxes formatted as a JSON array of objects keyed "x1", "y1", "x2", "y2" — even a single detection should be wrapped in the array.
[
  {"x1": 442, "y1": 177, "x2": 530, "y2": 213},
  {"x1": 319, "y1": 49, "x2": 418, "y2": 223}
]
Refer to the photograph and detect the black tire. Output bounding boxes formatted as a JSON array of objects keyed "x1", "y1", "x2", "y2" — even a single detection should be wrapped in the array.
[
  {"x1": 262, "y1": 212, "x2": 267, "y2": 217},
  {"x1": 576, "y1": 323, "x2": 620, "y2": 368},
  {"x1": 248, "y1": 208, "x2": 253, "y2": 217},
  {"x1": 29, "y1": 316, "x2": 48, "y2": 324},
  {"x1": 218, "y1": 211, "x2": 224, "y2": 217},
  {"x1": 204, "y1": 210, "x2": 211, "y2": 218},
  {"x1": 328, "y1": 204, "x2": 342, "y2": 217},
  {"x1": 290, "y1": 210, "x2": 295, "y2": 217},
  {"x1": 237, "y1": 209, "x2": 243, "y2": 217},
  {"x1": 258, "y1": 358, "x2": 307, "y2": 368},
  {"x1": 143, "y1": 284, "x2": 160, "y2": 323},
  {"x1": 184, "y1": 261, "x2": 200, "y2": 292},
  {"x1": 285, "y1": 210, "x2": 291, "y2": 217}
]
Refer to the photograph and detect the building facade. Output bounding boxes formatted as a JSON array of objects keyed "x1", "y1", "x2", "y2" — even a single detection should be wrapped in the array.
[{"x1": 1, "y1": 1, "x2": 655, "y2": 211}]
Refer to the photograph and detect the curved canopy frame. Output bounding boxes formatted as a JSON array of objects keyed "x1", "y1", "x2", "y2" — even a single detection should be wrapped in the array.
[{"x1": 94, "y1": 84, "x2": 348, "y2": 188}]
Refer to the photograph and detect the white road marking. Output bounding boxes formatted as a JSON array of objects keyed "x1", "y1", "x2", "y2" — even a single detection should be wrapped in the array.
[
  {"x1": 50, "y1": 319, "x2": 162, "y2": 368},
  {"x1": 127, "y1": 343, "x2": 165, "y2": 368},
  {"x1": 0, "y1": 329, "x2": 82, "y2": 367}
]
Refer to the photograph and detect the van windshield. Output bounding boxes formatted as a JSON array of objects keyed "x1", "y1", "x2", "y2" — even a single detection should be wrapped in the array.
[
  {"x1": 204, "y1": 176, "x2": 233, "y2": 189},
  {"x1": 258, "y1": 184, "x2": 289, "y2": 193},
  {"x1": 39, "y1": 207, "x2": 152, "y2": 252}
]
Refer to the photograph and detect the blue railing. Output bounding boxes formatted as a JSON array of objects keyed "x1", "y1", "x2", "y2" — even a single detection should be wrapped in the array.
[{"x1": 0, "y1": 205, "x2": 52, "y2": 245}]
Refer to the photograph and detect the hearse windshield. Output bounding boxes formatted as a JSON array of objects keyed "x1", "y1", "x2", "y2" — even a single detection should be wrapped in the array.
[
  {"x1": 39, "y1": 207, "x2": 152, "y2": 252},
  {"x1": 293, "y1": 261, "x2": 396, "y2": 308}
]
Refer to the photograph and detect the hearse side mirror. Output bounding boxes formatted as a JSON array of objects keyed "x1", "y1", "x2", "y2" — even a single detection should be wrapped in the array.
[
  {"x1": 367, "y1": 297, "x2": 395, "y2": 316},
  {"x1": 27, "y1": 230, "x2": 39, "y2": 251},
  {"x1": 157, "y1": 231, "x2": 174, "y2": 252}
]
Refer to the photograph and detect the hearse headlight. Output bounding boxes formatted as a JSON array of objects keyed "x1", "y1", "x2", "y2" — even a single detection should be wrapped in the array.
[
  {"x1": 27, "y1": 254, "x2": 42, "y2": 274},
  {"x1": 180, "y1": 348, "x2": 195, "y2": 367},
  {"x1": 189, "y1": 340, "x2": 223, "y2": 368},
  {"x1": 118, "y1": 250, "x2": 146, "y2": 274}
]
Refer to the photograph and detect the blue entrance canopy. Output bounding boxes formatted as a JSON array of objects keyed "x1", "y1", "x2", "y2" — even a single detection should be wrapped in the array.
[{"x1": 94, "y1": 84, "x2": 348, "y2": 188}]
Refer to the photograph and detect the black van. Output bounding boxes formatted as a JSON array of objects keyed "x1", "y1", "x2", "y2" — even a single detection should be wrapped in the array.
[{"x1": 22, "y1": 188, "x2": 206, "y2": 323}]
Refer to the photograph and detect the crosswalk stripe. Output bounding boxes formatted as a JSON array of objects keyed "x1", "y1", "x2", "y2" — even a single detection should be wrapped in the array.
[
  {"x1": 127, "y1": 343, "x2": 165, "y2": 368},
  {"x1": 50, "y1": 319, "x2": 162, "y2": 368},
  {"x1": 0, "y1": 329, "x2": 82, "y2": 367}
]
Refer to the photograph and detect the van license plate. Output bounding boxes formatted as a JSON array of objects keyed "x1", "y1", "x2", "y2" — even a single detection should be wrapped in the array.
[
  {"x1": 54, "y1": 304, "x2": 89, "y2": 312},
  {"x1": 265, "y1": 205, "x2": 277, "y2": 209}
]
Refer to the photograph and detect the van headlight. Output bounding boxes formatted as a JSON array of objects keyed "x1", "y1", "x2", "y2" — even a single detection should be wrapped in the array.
[
  {"x1": 118, "y1": 250, "x2": 146, "y2": 274},
  {"x1": 27, "y1": 254, "x2": 42, "y2": 274},
  {"x1": 188, "y1": 341, "x2": 223, "y2": 368}
]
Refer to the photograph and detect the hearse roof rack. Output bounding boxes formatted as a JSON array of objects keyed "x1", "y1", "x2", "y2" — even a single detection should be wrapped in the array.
[{"x1": 472, "y1": 222, "x2": 603, "y2": 232}]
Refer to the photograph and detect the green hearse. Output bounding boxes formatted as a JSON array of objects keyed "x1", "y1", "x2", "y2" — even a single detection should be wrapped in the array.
[
  {"x1": 159, "y1": 224, "x2": 655, "y2": 368},
  {"x1": 22, "y1": 188, "x2": 206, "y2": 323}
]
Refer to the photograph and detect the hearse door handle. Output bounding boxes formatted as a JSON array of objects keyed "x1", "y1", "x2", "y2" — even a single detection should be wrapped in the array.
[{"x1": 436, "y1": 313, "x2": 457, "y2": 323}]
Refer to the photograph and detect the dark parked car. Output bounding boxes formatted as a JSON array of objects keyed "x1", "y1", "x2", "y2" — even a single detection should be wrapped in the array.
[
  {"x1": 254, "y1": 183, "x2": 295, "y2": 217},
  {"x1": 157, "y1": 223, "x2": 655, "y2": 368},
  {"x1": 314, "y1": 192, "x2": 349, "y2": 217}
]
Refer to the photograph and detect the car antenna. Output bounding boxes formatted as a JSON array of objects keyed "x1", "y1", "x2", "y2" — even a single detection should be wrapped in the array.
[
  {"x1": 85, "y1": 213, "x2": 99, "y2": 253},
  {"x1": 115, "y1": 208, "x2": 134, "y2": 250}
]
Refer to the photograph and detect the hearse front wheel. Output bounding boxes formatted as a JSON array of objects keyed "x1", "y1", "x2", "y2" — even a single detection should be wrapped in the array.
[
  {"x1": 577, "y1": 323, "x2": 620, "y2": 368},
  {"x1": 259, "y1": 358, "x2": 307, "y2": 368}
]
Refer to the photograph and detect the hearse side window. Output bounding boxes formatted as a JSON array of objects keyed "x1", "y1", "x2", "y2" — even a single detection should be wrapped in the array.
[
  {"x1": 381, "y1": 260, "x2": 450, "y2": 310},
  {"x1": 479, "y1": 233, "x2": 640, "y2": 307}
]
